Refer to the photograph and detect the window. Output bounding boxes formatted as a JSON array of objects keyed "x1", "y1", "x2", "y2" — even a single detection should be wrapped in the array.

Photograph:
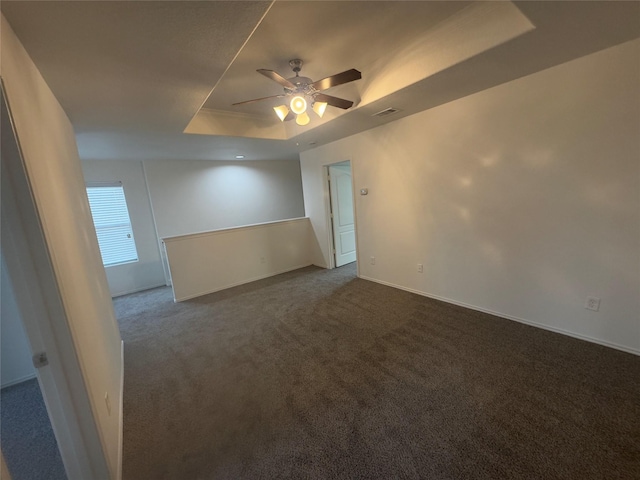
[{"x1": 86, "y1": 183, "x2": 138, "y2": 267}]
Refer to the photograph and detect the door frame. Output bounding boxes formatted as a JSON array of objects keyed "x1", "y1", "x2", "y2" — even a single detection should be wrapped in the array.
[
  {"x1": 323, "y1": 159, "x2": 360, "y2": 274},
  {"x1": 1, "y1": 80, "x2": 110, "y2": 479}
]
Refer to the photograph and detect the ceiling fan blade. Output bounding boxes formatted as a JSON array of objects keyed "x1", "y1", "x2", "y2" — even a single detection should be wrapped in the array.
[
  {"x1": 232, "y1": 94, "x2": 285, "y2": 106},
  {"x1": 257, "y1": 69, "x2": 296, "y2": 89},
  {"x1": 314, "y1": 93, "x2": 354, "y2": 110},
  {"x1": 311, "y1": 69, "x2": 361, "y2": 91}
]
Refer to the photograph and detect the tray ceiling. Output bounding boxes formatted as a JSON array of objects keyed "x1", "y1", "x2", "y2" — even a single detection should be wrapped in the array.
[{"x1": 2, "y1": 1, "x2": 639, "y2": 161}]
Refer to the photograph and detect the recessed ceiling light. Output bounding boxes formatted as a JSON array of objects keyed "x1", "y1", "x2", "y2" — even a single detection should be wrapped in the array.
[{"x1": 235, "y1": 155, "x2": 245, "y2": 159}]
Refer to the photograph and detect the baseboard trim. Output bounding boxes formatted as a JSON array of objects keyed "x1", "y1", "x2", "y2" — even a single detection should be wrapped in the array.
[
  {"x1": 358, "y1": 275, "x2": 640, "y2": 357},
  {"x1": 174, "y1": 263, "x2": 314, "y2": 302},
  {"x1": 117, "y1": 340, "x2": 124, "y2": 480},
  {"x1": 111, "y1": 283, "x2": 167, "y2": 298},
  {"x1": 0, "y1": 372, "x2": 37, "y2": 389}
]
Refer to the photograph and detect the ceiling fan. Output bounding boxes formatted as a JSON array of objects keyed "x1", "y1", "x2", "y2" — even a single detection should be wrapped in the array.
[{"x1": 232, "y1": 59, "x2": 361, "y2": 126}]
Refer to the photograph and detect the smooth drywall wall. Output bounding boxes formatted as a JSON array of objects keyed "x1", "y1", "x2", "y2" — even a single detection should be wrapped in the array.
[
  {"x1": 1, "y1": 253, "x2": 36, "y2": 388},
  {"x1": 1, "y1": 15, "x2": 121, "y2": 477},
  {"x1": 143, "y1": 159, "x2": 305, "y2": 238},
  {"x1": 300, "y1": 39, "x2": 640, "y2": 354},
  {"x1": 82, "y1": 160, "x2": 166, "y2": 296},
  {"x1": 165, "y1": 218, "x2": 313, "y2": 301}
]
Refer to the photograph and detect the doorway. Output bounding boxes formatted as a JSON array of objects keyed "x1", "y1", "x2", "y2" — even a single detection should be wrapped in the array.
[
  {"x1": 1, "y1": 84, "x2": 68, "y2": 480},
  {"x1": 1, "y1": 79, "x2": 107, "y2": 479},
  {"x1": 327, "y1": 161, "x2": 357, "y2": 268}
]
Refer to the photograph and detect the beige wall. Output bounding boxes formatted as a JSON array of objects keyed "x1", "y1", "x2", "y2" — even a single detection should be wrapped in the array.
[
  {"x1": 165, "y1": 218, "x2": 313, "y2": 301},
  {"x1": 1, "y1": 15, "x2": 122, "y2": 477},
  {"x1": 82, "y1": 160, "x2": 166, "y2": 296},
  {"x1": 301, "y1": 39, "x2": 640, "y2": 354},
  {"x1": 0, "y1": 254, "x2": 36, "y2": 388},
  {"x1": 143, "y1": 159, "x2": 305, "y2": 239},
  {"x1": 1, "y1": 450, "x2": 11, "y2": 480}
]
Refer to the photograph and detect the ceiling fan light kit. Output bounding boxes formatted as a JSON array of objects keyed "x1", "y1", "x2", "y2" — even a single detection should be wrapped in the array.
[
  {"x1": 290, "y1": 95, "x2": 307, "y2": 115},
  {"x1": 233, "y1": 58, "x2": 361, "y2": 126},
  {"x1": 312, "y1": 101, "x2": 328, "y2": 118},
  {"x1": 295, "y1": 111, "x2": 311, "y2": 126},
  {"x1": 273, "y1": 105, "x2": 289, "y2": 121}
]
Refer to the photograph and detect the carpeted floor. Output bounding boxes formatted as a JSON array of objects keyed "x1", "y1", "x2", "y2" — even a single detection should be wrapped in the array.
[
  {"x1": 114, "y1": 264, "x2": 640, "y2": 479},
  {"x1": 0, "y1": 378, "x2": 67, "y2": 480}
]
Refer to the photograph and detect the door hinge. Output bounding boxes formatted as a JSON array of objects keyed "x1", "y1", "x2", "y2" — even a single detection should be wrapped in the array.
[
  {"x1": 32, "y1": 352, "x2": 49, "y2": 369},
  {"x1": 333, "y1": 249, "x2": 336, "y2": 255}
]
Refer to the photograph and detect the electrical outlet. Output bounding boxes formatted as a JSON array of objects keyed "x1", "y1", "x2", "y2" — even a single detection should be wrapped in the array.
[
  {"x1": 417, "y1": 264, "x2": 423, "y2": 273},
  {"x1": 370, "y1": 256, "x2": 375, "y2": 265},
  {"x1": 105, "y1": 392, "x2": 111, "y2": 416},
  {"x1": 585, "y1": 296, "x2": 600, "y2": 312}
]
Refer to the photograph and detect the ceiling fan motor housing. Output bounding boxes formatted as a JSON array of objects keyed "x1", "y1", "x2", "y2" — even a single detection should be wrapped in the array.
[{"x1": 288, "y1": 77, "x2": 314, "y2": 92}]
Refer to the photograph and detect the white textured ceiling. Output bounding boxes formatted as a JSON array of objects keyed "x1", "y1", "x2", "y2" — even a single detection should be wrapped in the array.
[
  {"x1": 192, "y1": 1, "x2": 536, "y2": 140},
  {"x1": 202, "y1": 1, "x2": 473, "y2": 115},
  {"x1": 1, "y1": 0, "x2": 271, "y2": 133},
  {"x1": 2, "y1": 1, "x2": 639, "y2": 162}
]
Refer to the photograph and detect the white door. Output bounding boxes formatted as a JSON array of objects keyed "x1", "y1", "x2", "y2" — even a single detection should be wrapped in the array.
[{"x1": 329, "y1": 164, "x2": 356, "y2": 267}]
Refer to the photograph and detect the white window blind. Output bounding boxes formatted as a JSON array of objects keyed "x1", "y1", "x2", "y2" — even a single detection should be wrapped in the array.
[{"x1": 86, "y1": 183, "x2": 138, "y2": 267}]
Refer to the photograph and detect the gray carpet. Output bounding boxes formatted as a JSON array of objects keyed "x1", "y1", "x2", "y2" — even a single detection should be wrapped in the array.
[
  {"x1": 0, "y1": 378, "x2": 67, "y2": 480},
  {"x1": 114, "y1": 264, "x2": 640, "y2": 479}
]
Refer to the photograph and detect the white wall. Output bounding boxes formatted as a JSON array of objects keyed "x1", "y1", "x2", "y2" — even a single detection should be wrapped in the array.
[
  {"x1": 2, "y1": 14, "x2": 121, "y2": 478},
  {"x1": 1, "y1": 253, "x2": 36, "y2": 388},
  {"x1": 301, "y1": 39, "x2": 640, "y2": 354},
  {"x1": 143, "y1": 159, "x2": 305, "y2": 238},
  {"x1": 165, "y1": 218, "x2": 313, "y2": 301},
  {"x1": 82, "y1": 160, "x2": 166, "y2": 296}
]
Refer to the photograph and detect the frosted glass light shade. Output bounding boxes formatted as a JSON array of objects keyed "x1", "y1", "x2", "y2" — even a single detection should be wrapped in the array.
[
  {"x1": 273, "y1": 105, "x2": 289, "y2": 122},
  {"x1": 312, "y1": 101, "x2": 327, "y2": 118},
  {"x1": 295, "y1": 112, "x2": 310, "y2": 126},
  {"x1": 290, "y1": 95, "x2": 307, "y2": 115}
]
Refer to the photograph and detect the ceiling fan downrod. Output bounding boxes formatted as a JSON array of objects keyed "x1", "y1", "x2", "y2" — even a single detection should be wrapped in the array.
[{"x1": 289, "y1": 59, "x2": 303, "y2": 77}]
